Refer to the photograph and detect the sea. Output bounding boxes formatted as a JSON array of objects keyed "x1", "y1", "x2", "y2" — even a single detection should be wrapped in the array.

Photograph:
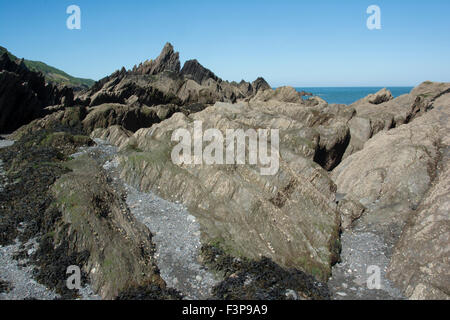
[{"x1": 293, "y1": 87, "x2": 414, "y2": 105}]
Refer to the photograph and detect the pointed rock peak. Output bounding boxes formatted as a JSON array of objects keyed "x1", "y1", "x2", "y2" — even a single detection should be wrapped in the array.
[
  {"x1": 134, "y1": 42, "x2": 180, "y2": 75},
  {"x1": 161, "y1": 42, "x2": 175, "y2": 54},
  {"x1": 252, "y1": 77, "x2": 271, "y2": 92},
  {"x1": 181, "y1": 59, "x2": 219, "y2": 84},
  {"x1": 152, "y1": 42, "x2": 180, "y2": 74}
]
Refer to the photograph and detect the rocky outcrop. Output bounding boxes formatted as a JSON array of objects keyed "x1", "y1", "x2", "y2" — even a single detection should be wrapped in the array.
[
  {"x1": 11, "y1": 106, "x2": 88, "y2": 139},
  {"x1": 252, "y1": 77, "x2": 272, "y2": 93},
  {"x1": 332, "y1": 104, "x2": 446, "y2": 231},
  {"x1": 90, "y1": 125, "x2": 133, "y2": 149},
  {"x1": 0, "y1": 53, "x2": 74, "y2": 133},
  {"x1": 387, "y1": 150, "x2": 449, "y2": 299},
  {"x1": 180, "y1": 59, "x2": 219, "y2": 84},
  {"x1": 12, "y1": 101, "x2": 206, "y2": 142},
  {"x1": 77, "y1": 43, "x2": 271, "y2": 108},
  {"x1": 363, "y1": 88, "x2": 393, "y2": 105},
  {"x1": 386, "y1": 94, "x2": 450, "y2": 300},
  {"x1": 131, "y1": 43, "x2": 181, "y2": 75},
  {"x1": 251, "y1": 86, "x2": 304, "y2": 104},
  {"x1": 51, "y1": 154, "x2": 168, "y2": 299},
  {"x1": 331, "y1": 90, "x2": 450, "y2": 298},
  {"x1": 111, "y1": 101, "x2": 341, "y2": 281},
  {"x1": 343, "y1": 82, "x2": 450, "y2": 158},
  {"x1": 82, "y1": 103, "x2": 182, "y2": 133}
]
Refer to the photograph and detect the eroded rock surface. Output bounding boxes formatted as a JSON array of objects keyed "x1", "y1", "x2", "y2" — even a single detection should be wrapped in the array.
[
  {"x1": 387, "y1": 96, "x2": 450, "y2": 300},
  {"x1": 55, "y1": 148, "x2": 170, "y2": 299},
  {"x1": 343, "y1": 82, "x2": 450, "y2": 158},
  {"x1": 0, "y1": 53, "x2": 74, "y2": 133},
  {"x1": 331, "y1": 88, "x2": 450, "y2": 299},
  {"x1": 114, "y1": 101, "x2": 341, "y2": 281}
]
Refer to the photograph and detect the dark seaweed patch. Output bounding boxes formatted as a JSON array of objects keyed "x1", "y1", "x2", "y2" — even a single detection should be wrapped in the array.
[
  {"x1": 201, "y1": 244, "x2": 330, "y2": 300},
  {"x1": 0, "y1": 129, "x2": 92, "y2": 299},
  {"x1": 116, "y1": 284, "x2": 182, "y2": 300}
]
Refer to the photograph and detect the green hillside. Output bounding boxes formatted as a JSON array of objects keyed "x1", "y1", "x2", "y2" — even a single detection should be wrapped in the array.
[{"x1": 0, "y1": 46, "x2": 95, "y2": 89}]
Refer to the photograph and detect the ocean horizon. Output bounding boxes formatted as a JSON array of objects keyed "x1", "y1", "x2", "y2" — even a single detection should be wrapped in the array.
[{"x1": 291, "y1": 87, "x2": 414, "y2": 105}]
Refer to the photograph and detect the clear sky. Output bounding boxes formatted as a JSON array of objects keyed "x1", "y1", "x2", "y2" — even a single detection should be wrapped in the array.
[{"x1": 1, "y1": 0, "x2": 449, "y2": 87}]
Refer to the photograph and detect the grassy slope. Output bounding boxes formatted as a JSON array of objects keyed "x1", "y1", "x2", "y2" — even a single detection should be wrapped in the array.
[{"x1": 0, "y1": 46, "x2": 95, "y2": 89}]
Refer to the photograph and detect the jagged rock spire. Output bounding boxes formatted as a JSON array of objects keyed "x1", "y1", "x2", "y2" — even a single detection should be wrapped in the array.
[{"x1": 134, "y1": 42, "x2": 180, "y2": 75}]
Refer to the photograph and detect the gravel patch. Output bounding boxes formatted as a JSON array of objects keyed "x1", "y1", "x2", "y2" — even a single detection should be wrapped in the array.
[
  {"x1": 71, "y1": 138, "x2": 118, "y2": 164},
  {"x1": 0, "y1": 239, "x2": 59, "y2": 300},
  {"x1": 0, "y1": 139, "x2": 14, "y2": 149},
  {"x1": 328, "y1": 228, "x2": 404, "y2": 300},
  {"x1": 0, "y1": 238, "x2": 100, "y2": 300},
  {"x1": 125, "y1": 184, "x2": 219, "y2": 300}
]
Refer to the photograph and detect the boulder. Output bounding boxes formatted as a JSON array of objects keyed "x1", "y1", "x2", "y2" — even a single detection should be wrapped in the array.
[
  {"x1": 251, "y1": 86, "x2": 304, "y2": 104},
  {"x1": 337, "y1": 198, "x2": 365, "y2": 230},
  {"x1": 367, "y1": 88, "x2": 393, "y2": 105}
]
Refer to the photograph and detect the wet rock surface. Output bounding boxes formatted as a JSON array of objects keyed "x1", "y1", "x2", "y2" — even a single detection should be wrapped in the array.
[{"x1": 0, "y1": 139, "x2": 59, "y2": 300}]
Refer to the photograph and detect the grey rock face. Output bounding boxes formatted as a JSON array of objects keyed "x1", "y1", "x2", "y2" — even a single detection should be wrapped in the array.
[
  {"x1": 367, "y1": 88, "x2": 393, "y2": 105},
  {"x1": 251, "y1": 77, "x2": 271, "y2": 93},
  {"x1": 181, "y1": 59, "x2": 219, "y2": 85},
  {"x1": 332, "y1": 88, "x2": 450, "y2": 299},
  {"x1": 343, "y1": 82, "x2": 450, "y2": 158},
  {"x1": 82, "y1": 103, "x2": 180, "y2": 133},
  {"x1": 133, "y1": 42, "x2": 181, "y2": 75},
  {"x1": 387, "y1": 96, "x2": 450, "y2": 300},
  {"x1": 111, "y1": 101, "x2": 342, "y2": 281},
  {"x1": 0, "y1": 53, "x2": 74, "y2": 133}
]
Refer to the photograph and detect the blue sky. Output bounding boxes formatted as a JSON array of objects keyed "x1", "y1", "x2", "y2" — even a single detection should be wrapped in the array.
[{"x1": 1, "y1": 0, "x2": 449, "y2": 87}]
